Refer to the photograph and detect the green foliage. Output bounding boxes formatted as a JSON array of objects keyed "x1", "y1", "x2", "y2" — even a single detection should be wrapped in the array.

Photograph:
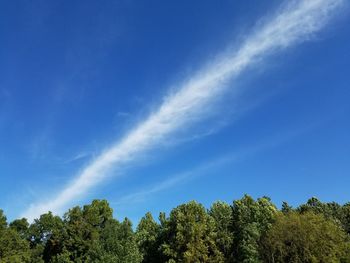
[
  {"x1": 209, "y1": 201, "x2": 233, "y2": 262},
  {"x1": 92, "y1": 218, "x2": 142, "y2": 263},
  {"x1": 161, "y1": 200, "x2": 224, "y2": 263},
  {"x1": 0, "y1": 209, "x2": 7, "y2": 230},
  {"x1": 62, "y1": 199, "x2": 141, "y2": 263},
  {"x1": 51, "y1": 249, "x2": 74, "y2": 263},
  {"x1": 342, "y1": 203, "x2": 350, "y2": 234},
  {"x1": 0, "y1": 228, "x2": 30, "y2": 262},
  {"x1": 231, "y1": 195, "x2": 277, "y2": 263},
  {"x1": 298, "y1": 197, "x2": 343, "y2": 221},
  {"x1": 62, "y1": 201, "x2": 110, "y2": 262},
  {"x1": 28, "y1": 211, "x2": 65, "y2": 262},
  {"x1": 136, "y1": 212, "x2": 163, "y2": 262},
  {"x1": 9, "y1": 218, "x2": 29, "y2": 238},
  {"x1": 82, "y1": 199, "x2": 113, "y2": 228},
  {"x1": 1, "y1": 196, "x2": 350, "y2": 262},
  {"x1": 281, "y1": 202, "x2": 292, "y2": 214},
  {"x1": 260, "y1": 212, "x2": 349, "y2": 263},
  {"x1": 28, "y1": 211, "x2": 65, "y2": 245}
]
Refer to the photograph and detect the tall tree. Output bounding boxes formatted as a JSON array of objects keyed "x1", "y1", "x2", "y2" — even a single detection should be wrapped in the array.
[
  {"x1": 82, "y1": 199, "x2": 113, "y2": 229},
  {"x1": 231, "y1": 195, "x2": 277, "y2": 263},
  {"x1": 0, "y1": 209, "x2": 7, "y2": 230},
  {"x1": 342, "y1": 203, "x2": 350, "y2": 234},
  {"x1": 281, "y1": 202, "x2": 292, "y2": 214},
  {"x1": 0, "y1": 211, "x2": 30, "y2": 263},
  {"x1": 136, "y1": 212, "x2": 163, "y2": 263},
  {"x1": 161, "y1": 201, "x2": 224, "y2": 263},
  {"x1": 62, "y1": 201, "x2": 109, "y2": 262},
  {"x1": 260, "y1": 212, "x2": 350, "y2": 263},
  {"x1": 209, "y1": 201, "x2": 234, "y2": 262},
  {"x1": 9, "y1": 218, "x2": 29, "y2": 238},
  {"x1": 28, "y1": 212, "x2": 65, "y2": 246},
  {"x1": 28, "y1": 211, "x2": 65, "y2": 262},
  {"x1": 88, "y1": 218, "x2": 142, "y2": 263}
]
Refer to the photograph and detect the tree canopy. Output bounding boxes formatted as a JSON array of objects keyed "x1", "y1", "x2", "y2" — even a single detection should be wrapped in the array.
[{"x1": 1, "y1": 196, "x2": 350, "y2": 262}]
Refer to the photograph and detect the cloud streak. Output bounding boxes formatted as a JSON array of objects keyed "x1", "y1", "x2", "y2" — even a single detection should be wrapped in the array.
[
  {"x1": 108, "y1": 121, "x2": 322, "y2": 206},
  {"x1": 22, "y1": 0, "x2": 345, "y2": 221},
  {"x1": 113, "y1": 157, "x2": 232, "y2": 206}
]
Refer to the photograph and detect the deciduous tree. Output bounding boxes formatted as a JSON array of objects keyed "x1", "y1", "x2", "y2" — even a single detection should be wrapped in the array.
[
  {"x1": 261, "y1": 212, "x2": 349, "y2": 263},
  {"x1": 162, "y1": 201, "x2": 224, "y2": 263}
]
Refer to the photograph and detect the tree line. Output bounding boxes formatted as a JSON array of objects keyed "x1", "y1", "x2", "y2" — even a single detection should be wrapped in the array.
[{"x1": 1, "y1": 195, "x2": 350, "y2": 262}]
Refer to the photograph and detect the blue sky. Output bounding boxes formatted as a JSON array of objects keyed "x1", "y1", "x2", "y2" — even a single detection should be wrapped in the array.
[{"x1": 0, "y1": 0, "x2": 349, "y2": 223}]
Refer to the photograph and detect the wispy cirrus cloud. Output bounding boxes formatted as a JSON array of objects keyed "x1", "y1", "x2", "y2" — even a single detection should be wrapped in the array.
[
  {"x1": 63, "y1": 151, "x2": 92, "y2": 164},
  {"x1": 22, "y1": 0, "x2": 345, "y2": 221},
  {"x1": 114, "y1": 122, "x2": 321, "y2": 206},
  {"x1": 113, "y1": 158, "x2": 230, "y2": 206}
]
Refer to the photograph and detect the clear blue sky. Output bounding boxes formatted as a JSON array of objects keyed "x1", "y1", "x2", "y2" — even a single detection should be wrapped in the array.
[{"x1": 0, "y1": 0, "x2": 349, "y2": 223}]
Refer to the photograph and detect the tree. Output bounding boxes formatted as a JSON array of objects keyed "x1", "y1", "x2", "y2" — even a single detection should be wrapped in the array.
[
  {"x1": 89, "y1": 218, "x2": 142, "y2": 263},
  {"x1": 231, "y1": 195, "x2": 277, "y2": 263},
  {"x1": 28, "y1": 211, "x2": 65, "y2": 262},
  {"x1": 60, "y1": 199, "x2": 142, "y2": 262},
  {"x1": 260, "y1": 212, "x2": 349, "y2": 263},
  {"x1": 161, "y1": 201, "x2": 224, "y2": 263},
  {"x1": 62, "y1": 204, "x2": 101, "y2": 261},
  {"x1": 0, "y1": 227, "x2": 31, "y2": 262},
  {"x1": 28, "y1": 211, "x2": 65, "y2": 245},
  {"x1": 341, "y1": 203, "x2": 350, "y2": 234},
  {"x1": 0, "y1": 210, "x2": 30, "y2": 262},
  {"x1": 299, "y1": 197, "x2": 323, "y2": 212},
  {"x1": 10, "y1": 218, "x2": 29, "y2": 238},
  {"x1": 136, "y1": 212, "x2": 163, "y2": 263},
  {"x1": 0, "y1": 209, "x2": 7, "y2": 230},
  {"x1": 297, "y1": 197, "x2": 347, "y2": 233},
  {"x1": 82, "y1": 199, "x2": 113, "y2": 229},
  {"x1": 281, "y1": 202, "x2": 292, "y2": 214},
  {"x1": 51, "y1": 249, "x2": 74, "y2": 263},
  {"x1": 93, "y1": 218, "x2": 142, "y2": 263},
  {"x1": 1, "y1": 196, "x2": 350, "y2": 262},
  {"x1": 209, "y1": 201, "x2": 234, "y2": 261}
]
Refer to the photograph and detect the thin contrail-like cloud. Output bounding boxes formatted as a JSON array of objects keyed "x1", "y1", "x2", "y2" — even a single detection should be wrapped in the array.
[
  {"x1": 22, "y1": 0, "x2": 344, "y2": 221},
  {"x1": 114, "y1": 124, "x2": 319, "y2": 206},
  {"x1": 113, "y1": 157, "x2": 232, "y2": 206}
]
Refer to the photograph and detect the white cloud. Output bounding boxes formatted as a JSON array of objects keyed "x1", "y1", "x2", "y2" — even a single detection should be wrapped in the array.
[
  {"x1": 22, "y1": 0, "x2": 345, "y2": 221},
  {"x1": 113, "y1": 124, "x2": 317, "y2": 206},
  {"x1": 64, "y1": 151, "x2": 91, "y2": 164},
  {"x1": 113, "y1": 156, "x2": 234, "y2": 206}
]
